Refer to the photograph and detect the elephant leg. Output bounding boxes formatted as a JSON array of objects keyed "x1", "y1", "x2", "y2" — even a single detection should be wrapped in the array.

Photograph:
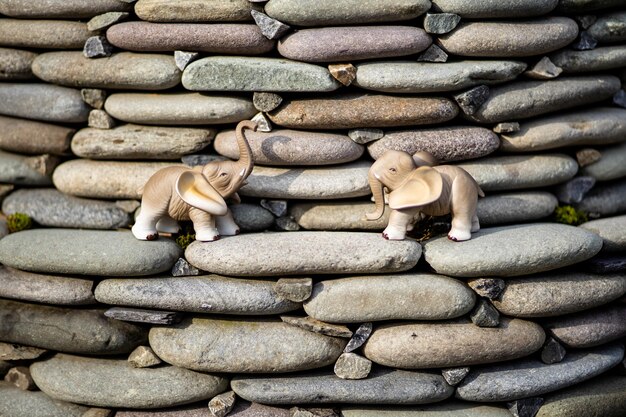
[
  {"x1": 383, "y1": 209, "x2": 414, "y2": 240},
  {"x1": 189, "y1": 208, "x2": 220, "y2": 242},
  {"x1": 448, "y1": 176, "x2": 478, "y2": 242},
  {"x1": 216, "y1": 209, "x2": 240, "y2": 236},
  {"x1": 132, "y1": 199, "x2": 168, "y2": 241},
  {"x1": 156, "y1": 216, "x2": 180, "y2": 234},
  {"x1": 471, "y1": 214, "x2": 480, "y2": 233}
]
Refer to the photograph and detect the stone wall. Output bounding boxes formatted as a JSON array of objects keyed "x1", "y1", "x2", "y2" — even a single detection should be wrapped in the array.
[{"x1": 1, "y1": 0, "x2": 626, "y2": 416}]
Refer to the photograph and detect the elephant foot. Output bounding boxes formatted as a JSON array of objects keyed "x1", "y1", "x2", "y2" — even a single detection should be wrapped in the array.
[
  {"x1": 195, "y1": 228, "x2": 221, "y2": 242},
  {"x1": 132, "y1": 223, "x2": 159, "y2": 241},
  {"x1": 448, "y1": 228, "x2": 471, "y2": 242},
  {"x1": 382, "y1": 227, "x2": 407, "y2": 241}
]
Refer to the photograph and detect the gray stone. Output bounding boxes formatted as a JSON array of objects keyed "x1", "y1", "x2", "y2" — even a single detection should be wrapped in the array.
[
  {"x1": 31, "y1": 354, "x2": 228, "y2": 409},
  {"x1": 281, "y1": 316, "x2": 353, "y2": 338},
  {"x1": 251, "y1": 112, "x2": 272, "y2": 132},
  {"x1": 0, "y1": 115, "x2": 72, "y2": 156},
  {"x1": 95, "y1": 275, "x2": 300, "y2": 315},
  {"x1": 149, "y1": 317, "x2": 346, "y2": 373},
  {"x1": 552, "y1": 45, "x2": 626, "y2": 72},
  {"x1": 183, "y1": 57, "x2": 340, "y2": 92},
  {"x1": 342, "y1": 402, "x2": 512, "y2": 416},
  {"x1": 581, "y1": 215, "x2": 626, "y2": 252},
  {"x1": 467, "y1": 278, "x2": 506, "y2": 300},
  {"x1": 134, "y1": 0, "x2": 260, "y2": 22},
  {"x1": 431, "y1": 0, "x2": 558, "y2": 18},
  {"x1": 344, "y1": 323, "x2": 373, "y2": 353},
  {"x1": 0, "y1": 19, "x2": 94, "y2": 49},
  {"x1": 88, "y1": 109, "x2": 115, "y2": 129},
  {"x1": 508, "y1": 398, "x2": 544, "y2": 417},
  {"x1": 174, "y1": 51, "x2": 199, "y2": 71},
  {"x1": 83, "y1": 408, "x2": 114, "y2": 417},
  {"x1": 84, "y1": 36, "x2": 113, "y2": 58},
  {"x1": 557, "y1": 0, "x2": 624, "y2": 13},
  {"x1": 230, "y1": 401, "x2": 290, "y2": 417},
  {"x1": 88, "y1": 11, "x2": 129, "y2": 31},
  {"x1": 468, "y1": 76, "x2": 620, "y2": 123},
  {"x1": 291, "y1": 202, "x2": 390, "y2": 231},
  {"x1": 0, "y1": 229, "x2": 181, "y2": 276},
  {"x1": 576, "y1": 15, "x2": 598, "y2": 29},
  {"x1": 0, "y1": 381, "x2": 89, "y2": 417},
  {"x1": 105, "y1": 93, "x2": 256, "y2": 125},
  {"x1": 454, "y1": 85, "x2": 489, "y2": 116},
  {"x1": 576, "y1": 180, "x2": 626, "y2": 217},
  {"x1": 210, "y1": 391, "x2": 236, "y2": 417},
  {"x1": 442, "y1": 368, "x2": 470, "y2": 386},
  {"x1": 81, "y1": 88, "x2": 106, "y2": 109},
  {"x1": 274, "y1": 278, "x2": 312, "y2": 302},
  {"x1": 0, "y1": 83, "x2": 90, "y2": 123},
  {"x1": 555, "y1": 177, "x2": 596, "y2": 204},
  {"x1": 264, "y1": 0, "x2": 431, "y2": 26},
  {"x1": 253, "y1": 92, "x2": 283, "y2": 112},
  {"x1": 493, "y1": 122, "x2": 520, "y2": 134},
  {"x1": 105, "y1": 307, "x2": 182, "y2": 325},
  {"x1": 545, "y1": 304, "x2": 626, "y2": 348},
  {"x1": 0, "y1": 265, "x2": 96, "y2": 305},
  {"x1": 477, "y1": 191, "x2": 558, "y2": 226},
  {"x1": 171, "y1": 257, "x2": 200, "y2": 277},
  {"x1": 348, "y1": 129, "x2": 384, "y2": 144},
  {"x1": 423, "y1": 13, "x2": 461, "y2": 34},
  {"x1": 5, "y1": 366, "x2": 35, "y2": 391},
  {"x1": 0, "y1": 47, "x2": 36, "y2": 81},
  {"x1": 0, "y1": 342, "x2": 47, "y2": 361},
  {"x1": 614, "y1": 89, "x2": 626, "y2": 108},
  {"x1": 423, "y1": 223, "x2": 603, "y2": 277},
  {"x1": 231, "y1": 203, "x2": 275, "y2": 232},
  {"x1": 541, "y1": 338, "x2": 567, "y2": 364},
  {"x1": 328, "y1": 63, "x2": 357, "y2": 87},
  {"x1": 0, "y1": 299, "x2": 146, "y2": 354},
  {"x1": 290, "y1": 408, "x2": 339, "y2": 417},
  {"x1": 576, "y1": 148, "x2": 602, "y2": 167},
  {"x1": 417, "y1": 44, "x2": 448, "y2": 62},
  {"x1": 470, "y1": 299, "x2": 500, "y2": 327},
  {"x1": 186, "y1": 232, "x2": 421, "y2": 276},
  {"x1": 524, "y1": 56, "x2": 563, "y2": 79},
  {"x1": 304, "y1": 273, "x2": 475, "y2": 323},
  {"x1": 128, "y1": 346, "x2": 162, "y2": 368},
  {"x1": 588, "y1": 11, "x2": 626, "y2": 43},
  {"x1": 0, "y1": 1, "x2": 131, "y2": 18},
  {"x1": 0, "y1": 150, "x2": 56, "y2": 186},
  {"x1": 334, "y1": 353, "x2": 371, "y2": 380},
  {"x1": 582, "y1": 142, "x2": 626, "y2": 181},
  {"x1": 251, "y1": 10, "x2": 290, "y2": 40},
  {"x1": 572, "y1": 31, "x2": 598, "y2": 50},
  {"x1": 456, "y1": 343, "x2": 624, "y2": 402},
  {"x1": 584, "y1": 254, "x2": 626, "y2": 274},
  {"x1": 364, "y1": 318, "x2": 544, "y2": 369},
  {"x1": 116, "y1": 403, "x2": 228, "y2": 417},
  {"x1": 261, "y1": 200, "x2": 288, "y2": 217}
]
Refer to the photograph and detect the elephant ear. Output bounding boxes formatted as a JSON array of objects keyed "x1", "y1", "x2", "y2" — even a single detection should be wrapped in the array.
[
  {"x1": 388, "y1": 167, "x2": 443, "y2": 210},
  {"x1": 175, "y1": 171, "x2": 228, "y2": 216}
]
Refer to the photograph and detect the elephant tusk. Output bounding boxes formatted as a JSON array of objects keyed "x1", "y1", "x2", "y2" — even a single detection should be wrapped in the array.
[
  {"x1": 374, "y1": 173, "x2": 381, "y2": 180},
  {"x1": 239, "y1": 168, "x2": 246, "y2": 177}
]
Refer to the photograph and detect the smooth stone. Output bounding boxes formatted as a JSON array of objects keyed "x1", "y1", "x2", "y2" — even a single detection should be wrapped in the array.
[
  {"x1": 368, "y1": 126, "x2": 499, "y2": 162},
  {"x1": 107, "y1": 22, "x2": 273, "y2": 54},
  {"x1": 556, "y1": 0, "x2": 625, "y2": 13},
  {"x1": 239, "y1": 161, "x2": 371, "y2": 199},
  {"x1": 551, "y1": 46, "x2": 626, "y2": 73},
  {"x1": 477, "y1": 191, "x2": 558, "y2": 226},
  {"x1": 334, "y1": 353, "x2": 372, "y2": 380},
  {"x1": 3, "y1": 188, "x2": 131, "y2": 229},
  {"x1": 88, "y1": 11, "x2": 129, "y2": 31},
  {"x1": 278, "y1": 27, "x2": 431, "y2": 62},
  {"x1": 0, "y1": 229, "x2": 181, "y2": 276},
  {"x1": 467, "y1": 76, "x2": 620, "y2": 123},
  {"x1": 423, "y1": 13, "x2": 460, "y2": 34},
  {"x1": 260, "y1": 200, "x2": 288, "y2": 217},
  {"x1": 291, "y1": 202, "x2": 390, "y2": 231},
  {"x1": 150, "y1": 317, "x2": 346, "y2": 373},
  {"x1": 545, "y1": 304, "x2": 626, "y2": 348},
  {"x1": 183, "y1": 57, "x2": 339, "y2": 92},
  {"x1": 581, "y1": 215, "x2": 626, "y2": 252},
  {"x1": 0, "y1": 47, "x2": 36, "y2": 81},
  {"x1": 342, "y1": 402, "x2": 511, "y2": 417},
  {"x1": 438, "y1": 18, "x2": 578, "y2": 57},
  {"x1": 134, "y1": 0, "x2": 259, "y2": 22},
  {"x1": 232, "y1": 369, "x2": 453, "y2": 405},
  {"x1": 0, "y1": 265, "x2": 96, "y2": 305},
  {"x1": 274, "y1": 278, "x2": 312, "y2": 303},
  {"x1": 53, "y1": 160, "x2": 176, "y2": 199},
  {"x1": 105, "y1": 93, "x2": 256, "y2": 125},
  {"x1": 354, "y1": 61, "x2": 525, "y2": 93},
  {"x1": 31, "y1": 354, "x2": 228, "y2": 409},
  {"x1": 264, "y1": 0, "x2": 431, "y2": 26},
  {"x1": 0, "y1": 299, "x2": 146, "y2": 354},
  {"x1": 209, "y1": 391, "x2": 236, "y2": 417},
  {"x1": 0, "y1": 150, "x2": 55, "y2": 186},
  {"x1": 186, "y1": 232, "x2": 421, "y2": 276},
  {"x1": 500, "y1": 108, "x2": 626, "y2": 152},
  {"x1": 456, "y1": 343, "x2": 625, "y2": 402},
  {"x1": 231, "y1": 203, "x2": 275, "y2": 232},
  {"x1": 104, "y1": 307, "x2": 182, "y2": 325},
  {"x1": 458, "y1": 154, "x2": 578, "y2": 191},
  {"x1": 536, "y1": 375, "x2": 626, "y2": 417},
  {"x1": 424, "y1": 223, "x2": 603, "y2": 277},
  {"x1": 576, "y1": 148, "x2": 602, "y2": 167},
  {"x1": 584, "y1": 254, "x2": 626, "y2": 274},
  {"x1": 253, "y1": 92, "x2": 283, "y2": 112},
  {"x1": 129, "y1": 346, "x2": 164, "y2": 368},
  {"x1": 432, "y1": 0, "x2": 557, "y2": 17},
  {"x1": 215, "y1": 128, "x2": 363, "y2": 166},
  {"x1": 0, "y1": 116, "x2": 73, "y2": 155},
  {"x1": 364, "y1": 318, "x2": 544, "y2": 368},
  {"x1": 304, "y1": 273, "x2": 475, "y2": 323},
  {"x1": 32, "y1": 52, "x2": 181, "y2": 90},
  {"x1": 116, "y1": 403, "x2": 230, "y2": 417},
  {"x1": 0, "y1": 83, "x2": 90, "y2": 123},
  {"x1": 5, "y1": 366, "x2": 36, "y2": 391},
  {"x1": 576, "y1": 180, "x2": 626, "y2": 217},
  {"x1": 0, "y1": 342, "x2": 47, "y2": 361},
  {"x1": 588, "y1": 12, "x2": 626, "y2": 43},
  {"x1": 582, "y1": 142, "x2": 626, "y2": 181},
  {"x1": 0, "y1": 0, "x2": 131, "y2": 18},
  {"x1": 72, "y1": 125, "x2": 214, "y2": 160},
  {"x1": 0, "y1": 19, "x2": 94, "y2": 49},
  {"x1": 269, "y1": 94, "x2": 458, "y2": 129},
  {"x1": 0, "y1": 381, "x2": 89, "y2": 417},
  {"x1": 95, "y1": 275, "x2": 300, "y2": 315}
]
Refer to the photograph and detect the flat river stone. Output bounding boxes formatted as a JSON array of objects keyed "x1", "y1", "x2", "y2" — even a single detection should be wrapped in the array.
[
  {"x1": 107, "y1": 22, "x2": 273, "y2": 54},
  {"x1": 493, "y1": 272, "x2": 626, "y2": 317},
  {"x1": 438, "y1": 18, "x2": 578, "y2": 57},
  {"x1": 186, "y1": 232, "x2": 421, "y2": 276},
  {"x1": 134, "y1": 0, "x2": 259, "y2": 22},
  {"x1": 278, "y1": 27, "x2": 431, "y2": 62},
  {"x1": 105, "y1": 93, "x2": 256, "y2": 125},
  {"x1": 232, "y1": 369, "x2": 453, "y2": 404},
  {"x1": 290, "y1": 201, "x2": 391, "y2": 231},
  {"x1": 32, "y1": 52, "x2": 180, "y2": 90},
  {"x1": 0, "y1": 299, "x2": 146, "y2": 354},
  {"x1": 551, "y1": 46, "x2": 626, "y2": 73},
  {"x1": 303, "y1": 273, "x2": 475, "y2": 323},
  {"x1": 0, "y1": 265, "x2": 96, "y2": 305},
  {"x1": 467, "y1": 76, "x2": 620, "y2": 123},
  {"x1": 95, "y1": 275, "x2": 300, "y2": 315},
  {"x1": 150, "y1": 317, "x2": 346, "y2": 373},
  {"x1": 368, "y1": 126, "x2": 499, "y2": 162},
  {"x1": 269, "y1": 94, "x2": 458, "y2": 129},
  {"x1": 457, "y1": 154, "x2": 578, "y2": 191},
  {"x1": 364, "y1": 318, "x2": 544, "y2": 369},
  {"x1": 215, "y1": 129, "x2": 362, "y2": 166},
  {"x1": 0, "y1": 47, "x2": 36, "y2": 81},
  {"x1": 423, "y1": 223, "x2": 603, "y2": 277},
  {"x1": 588, "y1": 11, "x2": 626, "y2": 43},
  {"x1": 264, "y1": 0, "x2": 431, "y2": 26},
  {"x1": 500, "y1": 108, "x2": 626, "y2": 152},
  {"x1": 2, "y1": 188, "x2": 131, "y2": 229},
  {"x1": 457, "y1": 343, "x2": 625, "y2": 402},
  {"x1": 0, "y1": 229, "x2": 181, "y2": 276},
  {"x1": 354, "y1": 61, "x2": 526, "y2": 93},
  {"x1": 581, "y1": 215, "x2": 626, "y2": 252},
  {"x1": 342, "y1": 402, "x2": 512, "y2": 417},
  {"x1": 431, "y1": 0, "x2": 558, "y2": 18},
  {"x1": 0, "y1": 19, "x2": 94, "y2": 49},
  {"x1": 72, "y1": 125, "x2": 214, "y2": 160},
  {"x1": 556, "y1": 0, "x2": 624, "y2": 12},
  {"x1": 0, "y1": 382, "x2": 89, "y2": 417},
  {"x1": 0, "y1": 0, "x2": 131, "y2": 18},
  {"x1": 239, "y1": 161, "x2": 370, "y2": 199},
  {"x1": 477, "y1": 191, "x2": 558, "y2": 226},
  {"x1": 0, "y1": 115, "x2": 73, "y2": 155},
  {"x1": 582, "y1": 142, "x2": 626, "y2": 181},
  {"x1": 53, "y1": 160, "x2": 176, "y2": 199},
  {"x1": 545, "y1": 304, "x2": 626, "y2": 348},
  {"x1": 0, "y1": 150, "x2": 54, "y2": 186},
  {"x1": 31, "y1": 354, "x2": 228, "y2": 409},
  {"x1": 576, "y1": 180, "x2": 626, "y2": 217},
  {"x1": 0, "y1": 83, "x2": 89, "y2": 123}
]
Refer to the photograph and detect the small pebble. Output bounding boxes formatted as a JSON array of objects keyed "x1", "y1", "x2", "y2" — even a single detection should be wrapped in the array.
[
  {"x1": 328, "y1": 63, "x2": 357, "y2": 86},
  {"x1": 334, "y1": 352, "x2": 372, "y2": 380},
  {"x1": 576, "y1": 148, "x2": 602, "y2": 167},
  {"x1": 251, "y1": 10, "x2": 290, "y2": 40},
  {"x1": 261, "y1": 199, "x2": 288, "y2": 217},
  {"x1": 82, "y1": 408, "x2": 114, "y2": 417},
  {"x1": 273, "y1": 278, "x2": 313, "y2": 302},
  {"x1": 348, "y1": 128, "x2": 384, "y2": 144},
  {"x1": 171, "y1": 257, "x2": 201, "y2": 277},
  {"x1": 441, "y1": 367, "x2": 470, "y2": 386},
  {"x1": 209, "y1": 390, "x2": 236, "y2": 417},
  {"x1": 423, "y1": 12, "x2": 461, "y2": 34},
  {"x1": 253, "y1": 92, "x2": 283, "y2": 112},
  {"x1": 276, "y1": 215, "x2": 300, "y2": 231},
  {"x1": 572, "y1": 31, "x2": 597, "y2": 50},
  {"x1": 104, "y1": 307, "x2": 182, "y2": 325},
  {"x1": 251, "y1": 112, "x2": 272, "y2": 132},
  {"x1": 467, "y1": 278, "x2": 506, "y2": 299},
  {"x1": 554, "y1": 176, "x2": 596, "y2": 204},
  {"x1": 291, "y1": 408, "x2": 340, "y2": 417},
  {"x1": 87, "y1": 12, "x2": 129, "y2": 31},
  {"x1": 576, "y1": 15, "x2": 597, "y2": 29},
  {"x1": 84, "y1": 36, "x2": 113, "y2": 58},
  {"x1": 507, "y1": 398, "x2": 544, "y2": 417},
  {"x1": 4, "y1": 367, "x2": 35, "y2": 391},
  {"x1": 344, "y1": 323, "x2": 373, "y2": 353},
  {"x1": 454, "y1": 85, "x2": 489, "y2": 115},
  {"x1": 174, "y1": 51, "x2": 199, "y2": 71},
  {"x1": 417, "y1": 44, "x2": 448, "y2": 62},
  {"x1": 0, "y1": 342, "x2": 47, "y2": 361},
  {"x1": 81, "y1": 88, "x2": 107, "y2": 109},
  {"x1": 470, "y1": 299, "x2": 500, "y2": 327},
  {"x1": 280, "y1": 316, "x2": 353, "y2": 338},
  {"x1": 493, "y1": 122, "x2": 520, "y2": 133},
  {"x1": 88, "y1": 109, "x2": 115, "y2": 129},
  {"x1": 525, "y1": 56, "x2": 563, "y2": 79},
  {"x1": 613, "y1": 90, "x2": 626, "y2": 109},
  {"x1": 541, "y1": 337, "x2": 567, "y2": 364},
  {"x1": 128, "y1": 346, "x2": 162, "y2": 368}
]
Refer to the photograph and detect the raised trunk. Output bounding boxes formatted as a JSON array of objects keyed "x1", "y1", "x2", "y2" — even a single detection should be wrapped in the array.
[
  {"x1": 366, "y1": 171, "x2": 386, "y2": 221},
  {"x1": 235, "y1": 120, "x2": 256, "y2": 179}
]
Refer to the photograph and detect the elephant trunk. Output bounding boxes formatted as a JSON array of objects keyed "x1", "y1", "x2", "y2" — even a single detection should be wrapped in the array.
[
  {"x1": 235, "y1": 120, "x2": 256, "y2": 180},
  {"x1": 366, "y1": 171, "x2": 385, "y2": 221}
]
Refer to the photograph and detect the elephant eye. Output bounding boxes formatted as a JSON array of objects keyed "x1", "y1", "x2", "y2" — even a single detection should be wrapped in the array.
[
  {"x1": 389, "y1": 167, "x2": 397, "y2": 173},
  {"x1": 220, "y1": 172, "x2": 228, "y2": 177}
]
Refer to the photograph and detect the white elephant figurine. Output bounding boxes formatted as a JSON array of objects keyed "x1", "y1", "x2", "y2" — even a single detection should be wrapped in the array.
[
  {"x1": 366, "y1": 150, "x2": 484, "y2": 241},
  {"x1": 132, "y1": 120, "x2": 257, "y2": 242}
]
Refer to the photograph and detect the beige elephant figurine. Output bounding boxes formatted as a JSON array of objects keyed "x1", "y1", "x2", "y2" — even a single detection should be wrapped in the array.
[
  {"x1": 365, "y1": 150, "x2": 484, "y2": 241},
  {"x1": 132, "y1": 120, "x2": 257, "y2": 241}
]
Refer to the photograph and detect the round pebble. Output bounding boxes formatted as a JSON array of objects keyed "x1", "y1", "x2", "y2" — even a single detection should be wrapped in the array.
[
  {"x1": 477, "y1": 191, "x2": 558, "y2": 226},
  {"x1": 580, "y1": 215, "x2": 626, "y2": 252},
  {"x1": 545, "y1": 304, "x2": 626, "y2": 348},
  {"x1": 582, "y1": 142, "x2": 626, "y2": 181},
  {"x1": 134, "y1": 0, "x2": 259, "y2": 22},
  {"x1": 551, "y1": 46, "x2": 626, "y2": 73},
  {"x1": 431, "y1": 0, "x2": 558, "y2": 18},
  {"x1": 0, "y1": 47, "x2": 36, "y2": 81},
  {"x1": 0, "y1": 19, "x2": 94, "y2": 49},
  {"x1": 290, "y1": 201, "x2": 390, "y2": 231},
  {"x1": 0, "y1": 115, "x2": 73, "y2": 155},
  {"x1": 0, "y1": 0, "x2": 131, "y2": 18},
  {"x1": 0, "y1": 83, "x2": 90, "y2": 123},
  {"x1": 0, "y1": 382, "x2": 89, "y2": 417},
  {"x1": 0, "y1": 150, "x2": 54, "y2": 186}
]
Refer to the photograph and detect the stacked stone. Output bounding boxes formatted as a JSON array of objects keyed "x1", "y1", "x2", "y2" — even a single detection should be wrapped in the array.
[{"x1": 0, "y1": 0, "x2": 626, "y2": 416}]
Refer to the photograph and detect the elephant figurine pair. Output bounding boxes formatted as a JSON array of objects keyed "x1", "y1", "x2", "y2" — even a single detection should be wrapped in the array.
[
  {"x1": 132, "y1": 120, "x2": 257, "y2": 242},
  {"x1": 366, "y1": 150, "x2": 484, "y2": 242}
]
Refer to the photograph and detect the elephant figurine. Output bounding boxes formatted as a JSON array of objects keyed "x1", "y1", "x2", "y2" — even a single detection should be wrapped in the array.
[
  {"x1": 132, "y1": 120, "x2": 257, "y2": 242},
  {"x1": 365, "y1": 150, "x2": 484, "y2": 242}
]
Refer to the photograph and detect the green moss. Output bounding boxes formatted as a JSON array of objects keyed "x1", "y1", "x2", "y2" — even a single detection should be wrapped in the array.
[
  {"x1": 175, "y1": 222, "x2": 196, "y2": 249},
  {"x1": 7, "y1": 212, "x2": 32, "y2": 233},
  {"x1": 409, "y1": 214, "x2": 452, "y2": 242},
  {"x1": 554, "y1": 205, "x2": 588, "y2": 226}
]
